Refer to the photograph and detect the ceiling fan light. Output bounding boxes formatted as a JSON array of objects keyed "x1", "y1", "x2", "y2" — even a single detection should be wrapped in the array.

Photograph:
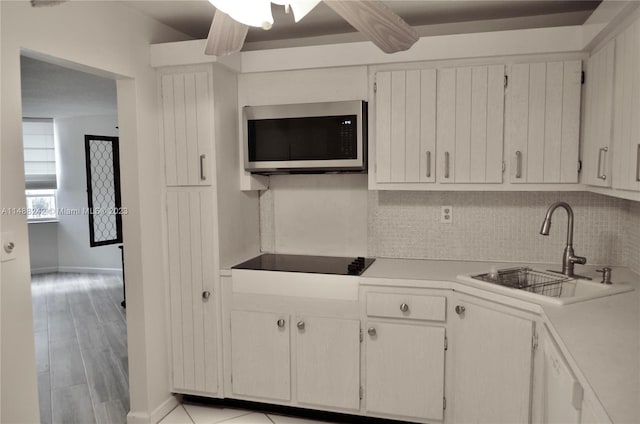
[
  {"x1": 208, "y1": 0, "x2": 274, "y2": 29},
  {"x1": 272, "y1": 0, "x2": 320, "y2": 22}
]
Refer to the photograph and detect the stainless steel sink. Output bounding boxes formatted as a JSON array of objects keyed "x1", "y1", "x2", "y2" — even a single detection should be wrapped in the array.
[{"x1": 457, "y1": 267, "x2": 633, "y2": 305}]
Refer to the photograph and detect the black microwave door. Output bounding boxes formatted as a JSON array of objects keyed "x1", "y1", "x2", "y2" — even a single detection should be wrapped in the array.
[{"x1": 248, "y1": 115, "x2": 357, "y2": 162}]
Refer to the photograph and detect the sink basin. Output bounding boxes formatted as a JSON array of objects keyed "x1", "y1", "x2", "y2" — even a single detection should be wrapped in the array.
[{"x1": 457, "y1": 267, "x2": 633, "y2": 305}]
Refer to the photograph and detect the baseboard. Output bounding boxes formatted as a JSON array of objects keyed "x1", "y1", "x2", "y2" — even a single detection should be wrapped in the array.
[
  {"x1": 57, "y1": 266, "x2": 122, "y2": 275},
  {"x1": 30, "y1": 266, "x2": 59, "y2": 275},
  {"x1": 127, "y1": 395, "x2": 180, "y2": 424}
]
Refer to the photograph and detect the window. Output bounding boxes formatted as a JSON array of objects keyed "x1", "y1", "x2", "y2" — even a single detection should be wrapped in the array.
[
  {"x1": 25, "y1": 189, "x2": 57, "y2": 220},
  {"x1": 85, "y1": 135, "x2": 123, "y2": 246},
  {"x1": 23, "y1": 118, "x2": 58, "y2": 221}
]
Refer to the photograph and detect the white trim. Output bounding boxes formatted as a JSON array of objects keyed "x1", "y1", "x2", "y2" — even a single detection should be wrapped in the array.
[
  {"x1": 56, "y1": 266, "x2": 122, "y2": 275},
  {"x1": 30, "y1": 267, "x2": 59, "y2": 275},
  {"x1": 127, "y1": 395, "x2": 180, "y2": 424},
  {"x1": 151, "y1": 26, "x2": 584, "y2": 73}
]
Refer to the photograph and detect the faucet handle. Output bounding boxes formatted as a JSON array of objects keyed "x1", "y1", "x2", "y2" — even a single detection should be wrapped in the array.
[
  {"x1": 596, "y1": 267, "x2": 612, "y2": 284},
  {"x1": 570, "y1": 255, "x2": 587, "y2": 265}
]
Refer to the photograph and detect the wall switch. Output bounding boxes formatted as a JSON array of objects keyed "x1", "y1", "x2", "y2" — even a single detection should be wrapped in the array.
[{"x1": 441, "y1": 206, "x2": 453, "y2": 224}]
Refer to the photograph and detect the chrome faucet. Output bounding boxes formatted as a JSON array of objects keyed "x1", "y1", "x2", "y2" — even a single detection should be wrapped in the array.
[{"x1": 540, "y1": 202, "x2": 587, "y2": 278}]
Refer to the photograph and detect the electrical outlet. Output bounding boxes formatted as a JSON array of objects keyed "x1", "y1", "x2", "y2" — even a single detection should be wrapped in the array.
[{"x1": 441, "y1": 206, "x2": 453, "y2": 224}]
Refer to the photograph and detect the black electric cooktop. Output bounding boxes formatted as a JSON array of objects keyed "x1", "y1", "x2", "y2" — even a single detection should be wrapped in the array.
[{"x1": 233, "y1": 254, "x2": 375, "y2": 276}]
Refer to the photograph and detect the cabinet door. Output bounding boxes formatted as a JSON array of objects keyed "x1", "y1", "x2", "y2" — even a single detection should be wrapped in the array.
[
  {"x1": 437, "y1": 65, "x2": 505, "y2": 184},
  {"x1": 167, "y1": 190, "x2": 218, "y2": 394},
  {"x1": 365, "y1": 321, "x2": 446, "y2": 421},
  {"x1": 452, "y1": 300, "x2": 534, "y2": 424},
  {"x1": 161, "y1": 71, "x2": 213, "y2": 187},
  {"x1": 612, "y1": 22, "x2": 640, "y2": 192},
  {"x1": 230, "y1": 311, "x2": 291, "y2": 401},
  {"x1": 296, "y1": 316, "x2": 360, "y2": 410},
  {"x1": 375, "y1": 70, "x2": 436, "y2": 183},
  {"x1": 507, "y1": 61, "x2": 582, "y2": 183},
  {"x1": 583, "y1": 43, "x2": 615, "y2": 187}
]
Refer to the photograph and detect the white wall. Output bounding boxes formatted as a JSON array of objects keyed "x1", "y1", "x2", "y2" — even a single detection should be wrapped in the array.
[
  {"x1": 260, "y1": 174, "x2": 368, "y2": 257},
  {"x1": 55, "y1": 115, "x2": 122, "y2": 273},
  {"x1": 27, "y1": 223, "x2": 58, "y2": 273},
  {"x1": 1, "y1": 2, "x2": 189, "y2": 422}
]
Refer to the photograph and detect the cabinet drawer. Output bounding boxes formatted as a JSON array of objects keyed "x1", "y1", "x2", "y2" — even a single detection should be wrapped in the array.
[{"x1": 366, "y1": 293, "x2": 446, "y2": 321}]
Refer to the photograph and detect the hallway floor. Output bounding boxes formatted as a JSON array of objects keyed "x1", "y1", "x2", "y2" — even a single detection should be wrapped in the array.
[{"x1": 32, "y1": 272, "x2": 128, "y2": 424}]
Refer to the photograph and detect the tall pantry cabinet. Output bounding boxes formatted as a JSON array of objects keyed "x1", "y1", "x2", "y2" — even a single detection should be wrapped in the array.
[{"x1": 157, "y1": 63, "x2": 261, "y2": 396}]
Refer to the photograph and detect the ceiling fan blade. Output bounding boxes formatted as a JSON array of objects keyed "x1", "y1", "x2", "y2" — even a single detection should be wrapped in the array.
[
  {"x1": 205, "y1": 10, "x2": 249, "y2": 56},
  {"x1": 323, "y1": 0, "x2": 418, "y2": 54}
]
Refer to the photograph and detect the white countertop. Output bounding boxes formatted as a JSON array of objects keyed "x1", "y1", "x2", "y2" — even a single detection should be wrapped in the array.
[{"x1": 363, "y1": 258, "x2": 640, "y2": 424}]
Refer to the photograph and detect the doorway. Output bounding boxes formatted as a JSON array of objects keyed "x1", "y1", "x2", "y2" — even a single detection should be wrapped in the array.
[{"x1": 21, "y1": 54, "x2": 129, "y2": 424}]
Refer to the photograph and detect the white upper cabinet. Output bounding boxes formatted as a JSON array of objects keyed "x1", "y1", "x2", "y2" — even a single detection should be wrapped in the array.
[
  {"x1": 506, "y1": 60, "x2": 582, "y2": 184},
  {"x1": 376, "y1": 69, "x2": 436, "y2": 183},
  {"x1": 161, "y1": 70, "x2": 213, "y2": 187},
  {"x1": 437, "y1": 65, "x2": 505, "y2": 183},
  {"x1": 583, "y1": 43, "x2": 615, "y2": 187},
  {"x1": 374, "y1": 65, "x2": 504, "y2": 185},
  {"x1": 612, "y1": 21, "x2": 640, "y2": 192}
]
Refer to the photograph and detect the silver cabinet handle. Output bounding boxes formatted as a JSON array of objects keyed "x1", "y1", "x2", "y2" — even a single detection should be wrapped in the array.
[
  {"x1": 297, "y1": 321, "x2": 305, "y2": 330},
  {"x1": 200, "y1": 154, "x2": 206, "y2": 181},
  {"x1": 367, "y1": 327, "x2": 377, "y2": 337},
  {"x1": 636, "y1": 144, "x2": 640, "y2": 182},
  {"x1": 597, "y1": 147, "x2": 608, "y2": 180},
  {"x1": 277, "y1": 319, "x2": 285, "y2": 328},
  {"x1": 455, "y1": 305, "x2": 466, "y2": 315},
  {"x1": 201, "y1": 291, "x2": 210, "y2": 301},
  {"x1": 426, "y1": 151, "x2": 432, "y2": 178},
  {"x1": 399, "y1": 303, "x2": 409, "y2": 313},
  {"x1": 444, "y1": 151, "x2": 450, "y2": 179},
  {"x1": 515, "y1": 151, "x2": 522, "y2": 179}
]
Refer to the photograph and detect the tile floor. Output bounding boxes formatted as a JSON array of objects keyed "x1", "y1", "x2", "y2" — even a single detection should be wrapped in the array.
[
  {"x1": 32, "y1": 272, "x2": 128, "y2": 424},
  {"x1": 160, "y1": 403, "x2": 334, "y2": 424}
]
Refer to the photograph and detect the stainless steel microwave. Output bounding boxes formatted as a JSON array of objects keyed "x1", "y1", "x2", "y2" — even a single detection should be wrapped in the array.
[{"x1": 243, "y1": 100, "x2": 367, "y2": 174}]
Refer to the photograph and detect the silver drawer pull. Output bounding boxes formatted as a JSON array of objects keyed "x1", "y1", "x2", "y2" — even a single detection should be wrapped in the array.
[
  {"x1": 515, "y1": 151, "x2": 522, "y2": 179},
  {"x1": 455, "y1": 305, "x2": 466, "y2": 315},
  {"x1": 367, "y1": 327, "x2": 377, "y2": 337},
  {"x1": 297, "y1": 321, "x2": 305, "y2": 330},
  {"x1": 444, "y1": 151, "x2": 450, "y2": 179},
  {"x1": 277, "y1": 319, "x2": 285, "y2": 328},
  {"x1": 201, "y1": 291, "x2": 210, "y2": 301},
  {"x1": 399, "y1": 303, "x2": 409, "y2": 313},
  {"x1": 200, "y1": 154, "x2": 207, "y2": 181},
  {"x1": 597, "y1": 147, "x2": 608, "y2": 180},
  {"x1": 636, "y1": 144, "x2": 640, "y2": 182}
]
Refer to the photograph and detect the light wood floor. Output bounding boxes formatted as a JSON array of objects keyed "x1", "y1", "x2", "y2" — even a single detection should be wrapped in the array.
[{"x1": 32, "y1": 272, "x2": 129, "y2": 424}]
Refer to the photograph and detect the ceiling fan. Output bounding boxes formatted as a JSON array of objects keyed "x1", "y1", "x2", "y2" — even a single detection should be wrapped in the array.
[{"x1": 205, "y1": 0, "x2": 419, "y2": 56}]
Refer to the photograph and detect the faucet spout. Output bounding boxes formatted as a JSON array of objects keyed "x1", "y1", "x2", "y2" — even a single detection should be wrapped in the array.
[{"x1": 540, "y1": 201, "x2": 585, "y2": 277}]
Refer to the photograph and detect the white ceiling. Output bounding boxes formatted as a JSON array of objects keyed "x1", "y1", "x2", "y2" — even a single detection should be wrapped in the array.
[
  {"x1": 20, "y1": 55, "x2": 117, "y2": 119},
  {"x1": 123, "y1": 0, "x2": 602, "y2": 49}
]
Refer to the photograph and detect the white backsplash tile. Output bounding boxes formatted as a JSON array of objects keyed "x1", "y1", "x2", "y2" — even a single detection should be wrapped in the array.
[{"x1": 368, "y1": 191, "x2": 628, "y2": 266}]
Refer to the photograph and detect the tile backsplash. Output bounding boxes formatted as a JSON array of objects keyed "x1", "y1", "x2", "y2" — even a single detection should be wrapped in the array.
[
  {"x1": 260, "y1": 175, "x2": 639, "y2": 271},
  {"x1": 368, "y1": 191, "x2": 629, "y2": 266}
]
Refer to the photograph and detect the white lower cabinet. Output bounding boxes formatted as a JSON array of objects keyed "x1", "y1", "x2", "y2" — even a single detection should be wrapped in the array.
[
  {"x1": 230, "y1": 310, "x2": 291, "y2": 401},
  {"x1": 365, "y1": 321, "x2": 446, "y2": 421},
  {"x1": 296, "y1": 316, "x2": 360, "y2": 410},
  {"x1": 229, "y1": 310, "x2": 360, "y2": 410},
  {"x1": 452, "y1": 297, "x2": 535, "y2": 424},
  {"x1": 166, "y1": 189, "x2": 218, "y2": 395}
]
